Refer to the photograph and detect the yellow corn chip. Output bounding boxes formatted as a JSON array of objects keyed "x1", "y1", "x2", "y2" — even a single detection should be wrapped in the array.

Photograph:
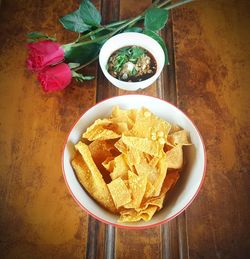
[
  {"x1": 170, "y1": 124, "x2": 182, "y2": 133},
  {"x1": 118, "y1": 205, "x2": 158, "y2": 222},
  {"x1": 107, "y1": 177, "x2": 131, "y2": 208},
  {"x1": 111, "y1": 106, "x2": 137, "y2": 130},
  {"x1": 110, "y1": 154, "x2": 129, "y2": 180},
  {"x1": 166, "y1": 145, "x2": 183, "y2": 169},
  {"x1": 128, "y1": 107, "x2": 171, "y2": 140},
  {"x1": 102, "y1": 157, "x2": 115, "y2": 172},
  {"x1": 114, "y1": 138, "x2": 128, "y2": 154},
  {"x1": 72, "y1": 150, "x2": 116, "y2": 213},
  {"x1": 126, "y1": 148, "x2": 143, "y2": 166},
  {"x1": 135, "y1": 163, "x2": 158, "y2": 185},
  {"x1": 126, "y1": 171, "x2": 148, "y2": 208},
  {"x1": 168, "y1": 130, "x2": 191, "y2": 146},
  {"x1": 139, "y1": 194, "x2": 166, "y2": 212},
  {"x1": 153, "y1": 154, "x2": 168, "y2": 196},
  {"x1": 122, "y1": 135, "x2": 162, "y2": 156},
  {"x1": 144, "y1": 181, "x2": 155, "y2": 199},
  {"x1": 149, "y1": 156, "x2": 160, "y2": 167},
  {"x1": 89, "y1": 140, "x2": 117, "y2": 182},
  {"x1": 82, "y1": 118, "x2": 121, "y2": 141},
  {"x1": 139, "y1": 206, "x2": 158, "y2": 221},
  {"x1": 118, "y1": 209, "x2": 141, "y2": 222}
]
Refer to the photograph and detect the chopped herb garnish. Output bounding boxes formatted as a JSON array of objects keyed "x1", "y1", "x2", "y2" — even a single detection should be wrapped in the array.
[{"x1": 107, "y1": 45, "x2": 156, "y2": 82}]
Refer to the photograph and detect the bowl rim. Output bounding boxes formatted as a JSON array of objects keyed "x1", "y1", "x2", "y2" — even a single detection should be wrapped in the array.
[
  {"x1": 61, "y1": 95, "x2": 207, "y2": 229},
  {"x1": 99, "y1": 32, "x2": 165, "y2": 91}
]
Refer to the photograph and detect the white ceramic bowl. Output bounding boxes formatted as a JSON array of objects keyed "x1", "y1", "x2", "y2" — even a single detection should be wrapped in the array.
[
  {"x1": 62, "y1": 95, "x2": 206, "y2": 229},
  {"x1": 99, "y1": 32, "x2": 165, "y2": 91}
]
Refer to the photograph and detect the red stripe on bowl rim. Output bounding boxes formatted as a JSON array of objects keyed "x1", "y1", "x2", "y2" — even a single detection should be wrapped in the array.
[{"x1": 61, "y1": 94, "x2": 207, "y2": 229}]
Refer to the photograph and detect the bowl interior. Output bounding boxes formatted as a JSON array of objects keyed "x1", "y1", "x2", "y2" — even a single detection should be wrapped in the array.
[{"x1": 62, "y1": 95, "x2": 206, "y2": 228}]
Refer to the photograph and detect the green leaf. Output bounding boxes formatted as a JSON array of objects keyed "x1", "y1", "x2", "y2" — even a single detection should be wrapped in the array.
[
  {"x1": 123, "y1": 27, "x2": 143, "y2": 33},
  {"x1": 143, "y1": 29, "x2": 169, "y2": 65},
  {"x1": 27, "y1": 31, "x2": 56, "y2": 41},
  {"x1": 144, "y1": 7, "x2": 169, "y2": 31},
  {"x1": 79, "y1": 0, "x2": 101, "y2": 27},
  {"x1": 72, "y1": 71, "x2": 94, "y2": 82},
  {"x1": 68, "y1": 63, "x2": 80, "y2": 69},
  {"x1": 131, "y1": 47, "x2": 145, "y2": 59},
  {"x1": 59, "y1": 9, "x2": 91, "y2": 33},
  {"x1": 63, "y1": 39, "x2": 105, "y2": 65}
]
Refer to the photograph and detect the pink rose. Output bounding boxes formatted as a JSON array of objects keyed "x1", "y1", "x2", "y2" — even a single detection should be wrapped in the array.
[
  {"x1": 27, "y1": 40, "x2": 64, "y2": 71},
  {"x1": 37, "y1": 63, "x2": 72, "y2": 92}
]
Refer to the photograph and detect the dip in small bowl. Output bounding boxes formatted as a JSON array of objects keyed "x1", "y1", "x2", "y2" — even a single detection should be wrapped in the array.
[{"x1": 99, "y1": 32, "x2": 165, "y2": 91}]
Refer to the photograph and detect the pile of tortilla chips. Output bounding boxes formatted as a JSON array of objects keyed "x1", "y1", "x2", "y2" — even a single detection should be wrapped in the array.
[{"x1": 71, "y1": 106, "x2": 191, "y2": 222}]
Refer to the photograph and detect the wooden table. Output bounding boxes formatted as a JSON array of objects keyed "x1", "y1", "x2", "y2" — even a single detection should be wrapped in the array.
[{"x1": 0, "y1": 0, "x2": 249, "y2": 258}]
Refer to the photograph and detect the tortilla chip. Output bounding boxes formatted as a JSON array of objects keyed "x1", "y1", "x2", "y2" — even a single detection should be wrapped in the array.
[
  {"x1": 110, "y1": 154, "x2": 129, "y2": 180},
  {"x1": 144, "y1": 181, "x2": 155, "y2": 199},
  {"x1": 139, "y1": 194, "x2": 166, "y2": 212},
  {"x1": 139, "y1": 206, "x2": 158, "y2": 221},
  {"x1": 135, "y1": 163, "x2": 158, "y2": 185},
  {"x1": 107, "y1": 177, "x2": 131, "y2": 208},
  {"x1": 122, "y1": 135, "x2": 162, "y2": 156},
  {"x1": 102, "y1": 157, "x2": 115, "y2": 172},
  {"x1": 170, "y1": 124, "x2": 182, "y2": 133},
  {"x1": 126, "y1": 148, "x2": 144, "y2": 166},
  {"x1": 82, "y1": 118, "x2": 121, "y2": 141},
  {"x1": 168, "y1": 130, "x2": 191, "y2": 146},
  {"x1": 149, "y1": 156, "x2": 160, "y2": 167},
  {"x1": 89, "y1": 140, "x2": 117, "y2": 182},
  {"x1": 111, "y1": 106, "x2": 137, "y2": 130},
  {"x1": 118, "y1": 205, "x2": 158, "y2": 222},
  {"x1": 166, "y1": 145, "x2": 183, "y2": 169},
  {"x1": 125, "y1": 171, "x2": 147, "y2": 209},
  {"x1": 153, "y1": 154, "x2": 168, "y2": 196},
  {"x1": 72, "y1": 150, "x2": 116, "y2": 213},
  {"x1": 128, "y1": 107, "x2": 171, "y2": 140},
  {"x1": 114, "y1": 138, "x2": 128, "y2": 154}
]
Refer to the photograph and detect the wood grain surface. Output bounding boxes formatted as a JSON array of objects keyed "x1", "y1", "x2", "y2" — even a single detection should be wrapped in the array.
[
  {"x1": 173, "y1": 1, "x2": 250, "y2": 258},
  {"x1": 0, "y1": 0, "x2": 249, "y2": 258}
]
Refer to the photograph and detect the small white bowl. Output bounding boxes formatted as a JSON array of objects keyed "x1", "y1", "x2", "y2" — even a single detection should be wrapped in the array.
[
  {"x1": 62, "y1": 95, "x2": 206, "y2": 229},
  {"x1": 99, "y1": 32, "x2": 165, "y2": 91}
]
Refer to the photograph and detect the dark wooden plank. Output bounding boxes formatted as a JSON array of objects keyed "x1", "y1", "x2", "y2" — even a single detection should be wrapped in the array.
[
  {"x1": 160, "y1": 11, "x2": 189, "y2": 259},
  {"x1": 173, "y1": 0, "x2": 250, "y2": 258},
  {"x1": 115, "y1": 2, "x2": 161, "y2": 259}
]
